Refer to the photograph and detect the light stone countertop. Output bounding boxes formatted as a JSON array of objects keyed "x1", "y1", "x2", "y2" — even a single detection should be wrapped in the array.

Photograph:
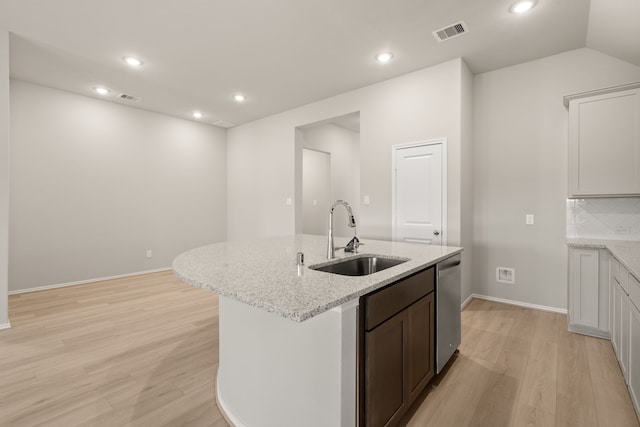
[
  {"x1": 567, "y1": 238, "x2": 640, "y2": 282},
  {"x1": 173, "y1": 234, "x2": 463, "y2": 322}
]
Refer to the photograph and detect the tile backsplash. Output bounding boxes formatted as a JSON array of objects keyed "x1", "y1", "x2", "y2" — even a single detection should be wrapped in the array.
[{"x1": 567, "y1": 198, "x2": 640, "y2": 240}]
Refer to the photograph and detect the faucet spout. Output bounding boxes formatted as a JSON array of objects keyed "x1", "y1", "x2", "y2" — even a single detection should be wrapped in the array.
[{"x1": 327, "y1": 200, "x2": 356, "y2": 259}]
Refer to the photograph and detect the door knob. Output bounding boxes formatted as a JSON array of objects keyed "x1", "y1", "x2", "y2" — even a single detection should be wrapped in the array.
[{"x1": 433, "y1": 230, "x2": 440, "y2": 236}]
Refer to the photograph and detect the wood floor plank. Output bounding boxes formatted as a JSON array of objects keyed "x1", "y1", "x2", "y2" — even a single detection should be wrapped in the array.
[{"x1": 517, "y1": 339, "x2": 558, "y2": 416}]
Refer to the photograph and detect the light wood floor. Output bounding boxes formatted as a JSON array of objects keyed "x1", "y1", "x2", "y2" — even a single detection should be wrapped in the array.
[
  {"x1": 1, "y1": 271, "x2": 227, "y2": 427},
  {"x1": 0, "y1": 272, "x2": 638, "y2": 426},
  {"x1": 403, "y1": 298, "x2": 640, "y2": 427}
]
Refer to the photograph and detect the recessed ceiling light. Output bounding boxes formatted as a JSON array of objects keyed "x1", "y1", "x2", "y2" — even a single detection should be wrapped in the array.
[
  {"x1": 192, "y1": 111, "x2": 203, "y2": 119},
  {"x1": 375, "y1": 52, "x2": 393, "y2": 63},
  {"x1": 94, "y1": 87, "x2": 110, "y2": 95},
  {"x1": 233, "y1": 94, "x2": 246, "y2": 102},
  {"x1": 123, "y1": 56, "x2": 143, "y2": 67},
  {"x1": 510, "y1": 0, "x2": 536, "y2": 13}
]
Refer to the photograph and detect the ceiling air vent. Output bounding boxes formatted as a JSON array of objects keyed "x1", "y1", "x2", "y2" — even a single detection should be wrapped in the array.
[
  {"x1": 433, "y1": 21, "x2": 468, "y2": 42},
  {"x1": 118, "y1": 93, "x2": 141, "y2": 102}
]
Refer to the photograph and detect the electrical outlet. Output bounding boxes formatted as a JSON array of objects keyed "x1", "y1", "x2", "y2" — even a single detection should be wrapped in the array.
[{"x1": 146, "y1": 250, "x2": 152, "y2": 259}]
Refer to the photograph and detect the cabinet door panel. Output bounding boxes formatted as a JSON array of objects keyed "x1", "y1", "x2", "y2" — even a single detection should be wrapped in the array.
[
  {"x1": 407, "y1": 293, "x2": 435, "y2": 403},
  {"x1": 570, "y1": 248, "x2": 600, "y2": 329},
  {"x1": 629, "y1": 303, "x2": 640, "y2": 419},
  {"x1": 365, "y1": 310, "x2": 407, "y2": 427},
  {"x1": 569, "y1": 88, "x2": 640, "y2": 196},
  {"x1": 611, "y1": 273, "x2": 619, "y2": 356},
  {"x1": 621, "y1": 291, "x2": 630, "y2": 384}
]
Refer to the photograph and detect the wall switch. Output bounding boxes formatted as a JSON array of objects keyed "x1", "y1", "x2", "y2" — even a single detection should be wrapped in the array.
[
  {"x1": 313, "y1": 199, "x2": 317, "y2": 206},
  {"x1": 526, "y1": 214, "x2": 534, "y2": 225},
  {"x1": 286, "y1": 198, "x2": 292, "y2": 206},
  {"x1": 146, "y1": 250, "x2": 152, "y2": 258},
  {"x1": 363, "y1": 195, "x2": 370, "y2": 205}
]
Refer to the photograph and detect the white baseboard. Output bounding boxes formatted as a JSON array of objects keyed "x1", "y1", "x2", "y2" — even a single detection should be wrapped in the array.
[
  {"x1": 8, "y1": 267, "x2": 172, "y2": 295},
  {"x1": 466, "y1": 293, "x2": 567, "y2": 314},
  {"x1": 0, "y1": 321, "x2": 11, "y2": 331},
  {"x1": 216, "y1": 375, "x2": 246, "y2": 427},
  {"x1": 461, "y1": 293, "x2": 474, "y2": 310}
]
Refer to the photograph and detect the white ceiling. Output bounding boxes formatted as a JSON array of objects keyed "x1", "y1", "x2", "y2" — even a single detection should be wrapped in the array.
[{"x1": 0, "y1": 0, "x2": 637, "y2": 128}]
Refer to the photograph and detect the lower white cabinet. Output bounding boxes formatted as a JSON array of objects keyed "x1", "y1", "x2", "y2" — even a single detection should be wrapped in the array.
[
  {"x1": 608, "y1": 256, "x2": 640, "y2": 420},
  {"x1": 610, "y1": 269, "x2": 618, "y2": 355},
  {"x1": 620, "y1": 285, "x2": 630, "y2": 383},
  {"x1": 630, "y1": 301, "x2": 640, "y2": 416},
  {"x1": 568, "y1": 247, "x2": 609, "y2": 338}
]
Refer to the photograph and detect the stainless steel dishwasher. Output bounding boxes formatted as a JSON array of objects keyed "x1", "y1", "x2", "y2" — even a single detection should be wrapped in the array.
[{"x1": 436, "y1": 253, "x2": 461, "y2": 373}]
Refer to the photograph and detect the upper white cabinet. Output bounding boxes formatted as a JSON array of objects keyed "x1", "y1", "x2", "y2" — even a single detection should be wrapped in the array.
[{"x1": 567, "y1": 86, "x2": 640, "y2": 198}]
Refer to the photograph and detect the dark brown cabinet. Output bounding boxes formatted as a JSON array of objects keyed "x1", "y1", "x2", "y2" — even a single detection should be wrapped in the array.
[
  {"x1": 359, "y1": 267, "x2": 435, "y2": 427},
  {"x1": 407, "y1": 294, "x2": 435, "y2": 403}
]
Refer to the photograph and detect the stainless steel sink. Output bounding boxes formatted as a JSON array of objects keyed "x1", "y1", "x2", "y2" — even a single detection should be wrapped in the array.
[{"x1": 309, "y1": 255, "x2": 409, "y2": 276}]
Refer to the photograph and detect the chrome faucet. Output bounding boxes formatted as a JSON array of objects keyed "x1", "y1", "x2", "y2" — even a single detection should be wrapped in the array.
[{"x1": 327, "y1": 200, "x2": 357, "y2": 259}]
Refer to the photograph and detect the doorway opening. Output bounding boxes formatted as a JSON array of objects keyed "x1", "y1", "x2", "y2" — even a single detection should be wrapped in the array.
[{"x1": 295, "y1": 112, "x2": 360, "y2": 237}]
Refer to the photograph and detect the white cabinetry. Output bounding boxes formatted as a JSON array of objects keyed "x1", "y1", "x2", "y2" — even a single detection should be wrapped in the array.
[
  {"x1": 567, "y1": 87, "x2": 640, "y2": 198},
  {"x1": 629, "y1": 293, "x2": 640, "y2": 417},
  {"x1": 568, "y1": 247, "x2": 609, "y2": 338},
  {"x1": 610, "y1": 258, "x2": 631, "y2": 383},
  {"x1": 609, "y1": 256, "x2": 640, "y2": 420},
  {"x1": 620, "y1": 287, "x2": 630, "y2": 383}
]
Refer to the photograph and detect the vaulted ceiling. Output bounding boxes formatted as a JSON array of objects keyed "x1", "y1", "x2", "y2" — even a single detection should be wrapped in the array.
[{"x1": 0, "y1": 0, "x2": 638, "y2": 127}]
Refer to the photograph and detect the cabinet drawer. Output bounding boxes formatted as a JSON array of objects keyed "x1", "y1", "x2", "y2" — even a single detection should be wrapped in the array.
[
  {"x1": 364, "y1": 267, "x2": 435, "y2": 331},
  {"x1": 630, "y1": 274, "x2": 640, "y2": 312}
]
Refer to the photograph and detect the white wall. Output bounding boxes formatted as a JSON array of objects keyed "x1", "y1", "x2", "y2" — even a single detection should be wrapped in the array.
[
  {"x1": 9, "y1": 80, "x2": 227, "y2": 291},
  {"x1": 0, "y1": 30, "x2": 9, "y2": 327},
  {"x1": 460, "y1": 60, "x2": 474, "y2": 304},
  {"x1": 299, "y1": 123, "x2": 360, "y2": 238},
  {"x1": 227, "y1": 58, "x2": 473, "y2": 301},
  {"x1": 302, "y1": 148, "x2": 330, "y2": 235},
  {"x1": 473, "y1": 48, "x2": 640, "y2": 310},
  {"x1": 228, "y1": 59, "x2": 465, "y2": 241}
]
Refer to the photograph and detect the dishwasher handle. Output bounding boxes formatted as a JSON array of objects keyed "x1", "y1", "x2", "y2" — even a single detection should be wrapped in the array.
[{"x1": 438, "y1": 255, "x2": 461, "y2": 275}]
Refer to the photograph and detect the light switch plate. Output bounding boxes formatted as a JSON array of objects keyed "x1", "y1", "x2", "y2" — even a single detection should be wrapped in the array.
[
  {"x1": 286, "y1": 198, "x2": 292, "y2": 206},
  {"x1": 363, "y1": 195, "x2": 370, "y2": 205},
  {"x1": 526, "y1": 214, "x2": 534, "y2": 225}
]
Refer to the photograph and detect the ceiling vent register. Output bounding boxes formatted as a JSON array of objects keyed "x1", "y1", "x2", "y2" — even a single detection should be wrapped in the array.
[
  {"x1": 433, "y1": 21, "x2": 468, "y2": 42},
  {"x1": 118, "y1": 93, "x2": 141, "y2": 102}
]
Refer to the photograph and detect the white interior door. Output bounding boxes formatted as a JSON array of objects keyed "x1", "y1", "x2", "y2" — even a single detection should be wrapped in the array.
[{"x1": 393, "y1": 141, "x2": 445, "y2": 245}]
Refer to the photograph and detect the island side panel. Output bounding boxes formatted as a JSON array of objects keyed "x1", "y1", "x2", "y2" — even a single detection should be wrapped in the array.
[{"x1": 217, "y1": 296, "x2": 357, "y2": 427}]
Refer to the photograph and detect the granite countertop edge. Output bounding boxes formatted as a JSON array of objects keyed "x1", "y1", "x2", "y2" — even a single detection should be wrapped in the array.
[{"x1": 173, "y1": 235, "x2": 463, "y2": 322}]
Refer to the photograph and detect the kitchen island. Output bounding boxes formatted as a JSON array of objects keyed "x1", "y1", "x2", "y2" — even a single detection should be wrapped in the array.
[{"x1": 173, "y1": 234, "x2": 462, "y2": 427}]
